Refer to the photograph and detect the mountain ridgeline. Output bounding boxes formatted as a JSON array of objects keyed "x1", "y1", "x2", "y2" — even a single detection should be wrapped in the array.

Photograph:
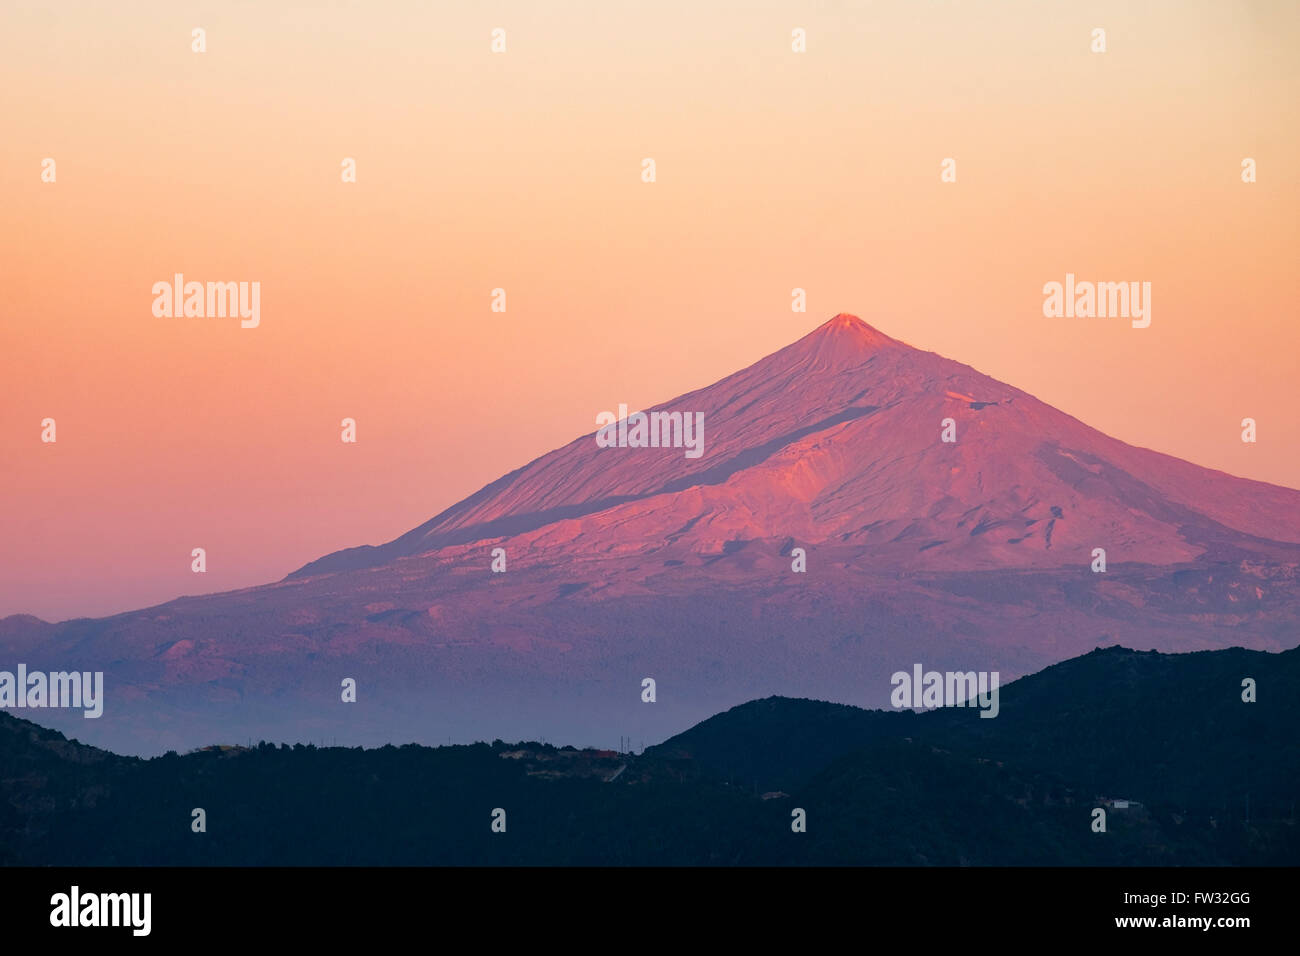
[{"x1": 2, "y1": 646, "x2": 1295, "y2": 866}]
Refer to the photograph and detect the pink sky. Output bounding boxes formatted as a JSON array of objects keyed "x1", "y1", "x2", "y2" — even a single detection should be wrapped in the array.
[{"x1": 2, "y1": 0, "x2": 1297, "y2": 620}]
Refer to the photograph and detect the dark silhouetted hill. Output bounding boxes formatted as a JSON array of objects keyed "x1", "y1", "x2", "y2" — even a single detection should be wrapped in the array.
[{"x1": 1, "y1": 645, "x2": 1295, "y2": 865}]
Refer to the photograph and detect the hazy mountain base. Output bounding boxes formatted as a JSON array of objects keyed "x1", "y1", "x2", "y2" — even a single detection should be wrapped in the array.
[
  {"x1": 1, "y1": 646, "x2": 1295, "y2": 866},
  {"x1": 7, "y1": 557, "x2": 1291, "y2": 757}
]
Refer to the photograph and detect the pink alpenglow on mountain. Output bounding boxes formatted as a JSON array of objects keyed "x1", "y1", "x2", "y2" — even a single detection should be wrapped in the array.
[{"x1": 5, "y1": 315, "x2": 1299, "y2": 754}]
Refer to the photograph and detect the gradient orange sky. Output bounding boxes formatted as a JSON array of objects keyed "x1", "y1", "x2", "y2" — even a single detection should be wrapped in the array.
[{"x1": 3, "y1": 0, "x2": 1298, "y2": 620}]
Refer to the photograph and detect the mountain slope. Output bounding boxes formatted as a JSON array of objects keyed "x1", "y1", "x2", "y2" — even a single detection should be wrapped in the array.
[{"x1": 294, "y1": 313, "x2": 1300, "y2": 578}]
